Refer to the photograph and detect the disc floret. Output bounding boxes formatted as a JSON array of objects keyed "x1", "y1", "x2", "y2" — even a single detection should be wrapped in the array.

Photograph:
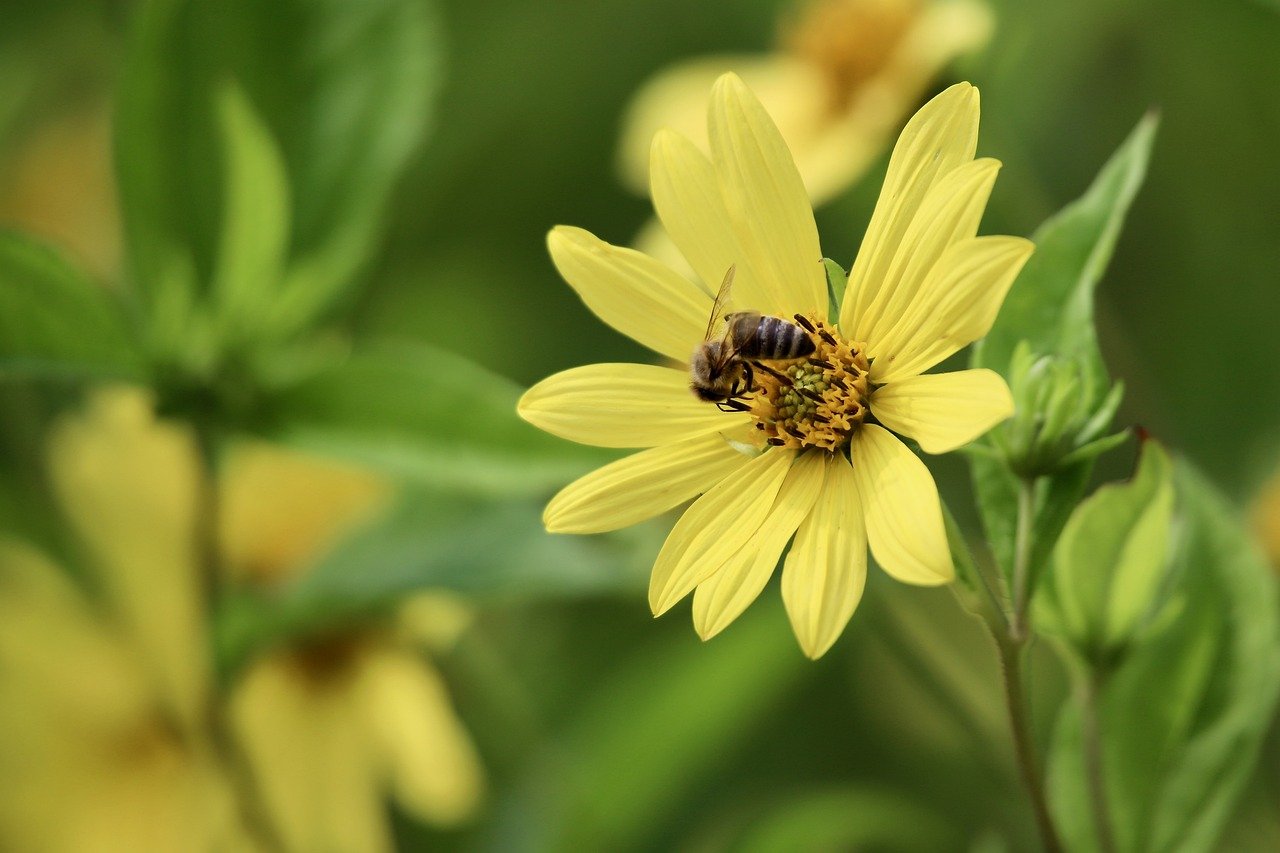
[{"x1": 750, "y1": 317, "x2": 870, "y2": 451}]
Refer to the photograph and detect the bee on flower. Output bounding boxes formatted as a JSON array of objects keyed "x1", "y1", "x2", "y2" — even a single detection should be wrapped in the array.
[{"x1": 519, "y1": 76, "x2": 1033, "y2": 658}]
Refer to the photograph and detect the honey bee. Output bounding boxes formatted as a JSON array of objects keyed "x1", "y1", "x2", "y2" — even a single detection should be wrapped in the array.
[{"x1": 689, "y1": 266, "x2": 815, "y2": 411}]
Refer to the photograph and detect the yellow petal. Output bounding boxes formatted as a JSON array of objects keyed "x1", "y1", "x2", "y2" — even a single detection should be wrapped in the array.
[
  {"x1": 870, "y1": 235, "x2": 1035, "y2": 383},
  {"x1": 518, "y1": 363, "x2": 748, "y2": 448},
  {"x1": 357, "y1": 650, "x2": 484, "y2": 826},
  {"x1": 545, "y1": 432, "x2": 751, "y2": 534},
  {"x1": 841, "y1": 83, "x2": 980, "y2": 338},
  {"x1": 616, "y1": 55, "x2": 820, "y2": 195},
  {"x1": 708, "y1": 73, "x2": 825, "y2": 317},
  {"x1": 231, "y1": 654, "x2": 391, "y2": 853},
  {"x1": 850, "y1": 425, "x2": 953, "y2": 585},
  {"x1": 46, "y1": 387, "x2": 208, "y2": 728},
  {"x1": 648, "y1": 129, "x2": 770, "y2": 311},
  {"x1": 860, "y1": 158, "x2": 1001, "y2": 354},
  {"x1": 872, "y1": 369, "x2": 1014, "y2": 454},
  {"x1": 781, "y1": 453, "x2": 868, "y2": 659},
  {"x1": 691, "y1": 450, "x2": 825, "y2": 639},
  {"x1": 547, "y1": 226, "x2": 711, "y2": 362},
  {"x1": 649, "y1": 448, "x2": 794, "y2": 615},
  {"x1": 220, "y1": 441, "x2": 390, "y2": 585}
]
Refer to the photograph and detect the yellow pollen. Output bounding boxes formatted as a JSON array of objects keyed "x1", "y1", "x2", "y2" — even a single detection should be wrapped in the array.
[
  {"x1": 780, "y1": 0, "x2": 919, "y2": 113},
  {"x1": 749, "y1": 317, "x2": 870, "y2": 451}
]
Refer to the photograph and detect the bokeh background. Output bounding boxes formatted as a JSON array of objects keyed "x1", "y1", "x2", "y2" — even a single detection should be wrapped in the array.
[{"x1": 1, "y1": 0, "x2": 1278, "y2": 849}]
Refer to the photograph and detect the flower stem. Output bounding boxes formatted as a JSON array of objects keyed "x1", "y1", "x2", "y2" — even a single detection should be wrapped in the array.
[
  {"x1": 994, "y1": 473, "x2": 1063, "y2": 852},
  {"x1": 997, "y1": 637, "x2": 1063, "y2": 853},
  {"x1": 1081, "y1": 669, "x2": 1117, "y2": 853},
  {"x1": 192, "y1": 427, "x2": 284, "y2": 852},
  {"x1": 1010, "y1": 476, "x2": 1036, "y2": 642}
]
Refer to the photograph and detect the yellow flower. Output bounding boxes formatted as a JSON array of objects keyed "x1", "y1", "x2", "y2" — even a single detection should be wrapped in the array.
[
  {"x1": 223, "y1": 443, "x2": 486, "y2": 851},
  {"x1": 0, "y1": 391, "x2": 243, "y2": 851},
  {"x1": 617, "y1": 0, "x2": 992, "y2": 206},
  {"x1": 519, "y1": 76, "x2": 1032, "y2": 658}
]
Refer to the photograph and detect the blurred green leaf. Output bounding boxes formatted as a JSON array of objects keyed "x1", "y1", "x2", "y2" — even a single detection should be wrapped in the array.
[
  {"x1": 216, "y1": 489, "x2": 654, "y2": 677},
  {"x1": 519, "y1": 602, "x2": 809, "y2": 850},
  {"x1": 115, "y1": 0, "x2": 441, "y2": 329},
  {"x1": 1046, "y1": 459, "x2": 1280, "y2": 852},
  {"x1": 737, "y1": 785, "x2": 959, "y2": 852},
  {"x1": 973, "y1": 111, "x2": 1158, "y2": 395},
  {"x1": 1039, "y1": 441, "x2": 1174, "y2": 660},
  {"x1": 211, "y1": 82, "x2": 290, "y2": 343},
  {"x1": 0, "y1": 231, "x2": 142, "y2": 381},
  {"x1": 263, "y1": 339, "x2": 611, "y2": 496},
  {"x1": 114, "y1": 0, "x2": 221, "y2": 303}
]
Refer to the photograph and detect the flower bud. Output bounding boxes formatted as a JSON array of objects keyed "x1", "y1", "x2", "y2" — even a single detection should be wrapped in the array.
[
  {"x1": 993, "y1": 341, "x2": 1126, "y2": 477},
  {"x1": 1036, "y1": 440, "x2": 1175, "y2": 664}
]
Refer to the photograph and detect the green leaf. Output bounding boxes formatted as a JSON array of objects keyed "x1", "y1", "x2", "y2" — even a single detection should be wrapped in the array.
[
  {"x1": 211, "y1": 83, "x2": 290, "y2": 342},
  {"x1": 114, "y1": 0, "x2": 221, "y2": 303},
  {"x1": 115, "y1": 0, "x2": 442, "y2": 328},
  {"x1": 215, "y1": 489, "x2": 653, "y2": 675},
  {"x1": 968, "y1": 113, "x2": 1157, "y2": 577},
  {"x1": 973, "y1": 111, "x2": 1158, "y2": 399},
  {"x1": 262, "y1": 340, "x2": 611, "y2": 496},
  {"x1": 0, "y1": 231, "x2": 143, "y2": 382},
  {"x1": 737, "y1": 786, "x2": 959, "y2": 852},
  {"x1": 527, "y1": 602, "x2": 809, "y2": 850},
  {"x1": 1039, "y1": 441, "x2": 1175, "y2": 658},
  {"x1": 1046, "y1": 459, "x2": 1280, "y2": 852}
]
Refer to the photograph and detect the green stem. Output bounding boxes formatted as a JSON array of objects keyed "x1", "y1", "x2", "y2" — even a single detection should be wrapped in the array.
[
  {"x1": 1010, "y1": 476, "x2": 1037, "y2": 642},
  {"x1": 1081, "y1": 669, "x2": 1118, "y2": 853},
  {"x1": 992, "y1": 473, "x2": 1063, "y2": 852},
  {"x1": 192, "y1": 427, "x2": 284, "y2": 852},
  {"x1": 997, "y1": 637, "x2": 1064, "y2": 853}
]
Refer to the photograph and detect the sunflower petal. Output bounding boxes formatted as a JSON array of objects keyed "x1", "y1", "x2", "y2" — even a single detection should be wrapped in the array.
[
  {"x1": 851, "y1": 425, "x2": 953, "y2": 585},
  {"x1": 649, "y1": 130, "x2": 775, "y2": 310},
  {"x1": 649, "y1": 448, "x2": 794, "y2": 615},
  {"x1": 518, "y1": 363, "x2": 748, "y2": 448},
  {"x1": 544, "y1": 432, "x2": 751, "y2": 533},
  {"x1": 707, "y1": 73, "x2": 825, "y2": 316},
  {"x1": 780, "y1": 453, "x2": 867, "y2": 658},
  {"x1": 691, "y1": 450, "x2": 825, "y2": 639},
  {"x1": 872, "y1": 369, "x2": 1014, "y2": 454},
  {"x1": 841, "y1": 83, "x2": 979, "y2": 337},
  {"x1": 860, "y1": 158, "x2": 1001, "y2": 353},
  {"x1": 547, "y1": 226, "x2": 711, "y2": 362},
  {"x1": 870, "y1": 236, "x2": 1034, "y2": 383},
  {"x1": 357, "y1": 650, "x2": 484, "y2": 826}
]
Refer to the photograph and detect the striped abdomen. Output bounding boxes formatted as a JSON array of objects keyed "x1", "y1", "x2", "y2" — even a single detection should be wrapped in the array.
[{"x1": 728, "y1": 312, "x2": 815, "y2": 361}]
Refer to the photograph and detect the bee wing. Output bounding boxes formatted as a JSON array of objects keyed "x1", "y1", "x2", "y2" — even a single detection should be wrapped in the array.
[{"x1": 702, "y1": 264, "x2": 736, "y2": 342}]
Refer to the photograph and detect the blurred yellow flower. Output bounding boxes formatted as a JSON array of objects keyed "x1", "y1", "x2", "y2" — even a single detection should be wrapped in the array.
[
  {"x1": 0, "y1": 390, "x2": 484, "y2": 850},
  {"x1": 222, "y1": 443, "x2": 486, "y2": 851},
  {"x1": 520, "y1": 76, "x2": 1031, "y2": 658},
  {"x1": 617, "y1": 0, "x2": 992, "y2": 206},
  {"x1": 0, "y1": 391, "x2": 242, "y2": 851}
]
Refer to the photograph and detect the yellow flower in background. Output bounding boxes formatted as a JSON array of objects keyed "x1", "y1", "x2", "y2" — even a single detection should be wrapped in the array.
[
  {"x1": 223, "y1": 443, "x2": 486, "y2": 851},
  {"x1": 1251, "y1": 467, "x2": 1280, "y2": 572},
  {"x1": 617, "y1": 0, "x2": 992, "y2": 206},
  {"x1": 0, "y1": 390, "x2": 484, "y2": 851},
  {"x1": 520, "y1": 77, "x2": 1032, "y2": 658},
  {"x1": 0, "y1": 392, "x2": 242, "y2": 851}
]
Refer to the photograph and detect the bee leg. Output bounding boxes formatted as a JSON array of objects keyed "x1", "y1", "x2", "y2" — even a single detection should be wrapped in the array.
[
  {"x1": 717, "y1": 398, "x2": 751, "y2": 413},
  {"x1": 741, "y1": 362, "x2": 756, "y2": 394},
  {"x1": 754, "y1": 362, "x2": 791, "y2": 385}
]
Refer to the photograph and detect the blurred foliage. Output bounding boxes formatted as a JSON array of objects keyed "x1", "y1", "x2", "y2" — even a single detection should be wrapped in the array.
[{"x1": 0, "y1": 0, "x2": 1279, "y2": 850}]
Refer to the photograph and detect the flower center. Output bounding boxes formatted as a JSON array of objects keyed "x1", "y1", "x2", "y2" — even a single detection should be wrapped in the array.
[
  {"x1": 749, "y1": 316, "x2": 870, "y2": 451},
  {"x1": 780, "y1": 0, "x2": 918, "y2": 113}
]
